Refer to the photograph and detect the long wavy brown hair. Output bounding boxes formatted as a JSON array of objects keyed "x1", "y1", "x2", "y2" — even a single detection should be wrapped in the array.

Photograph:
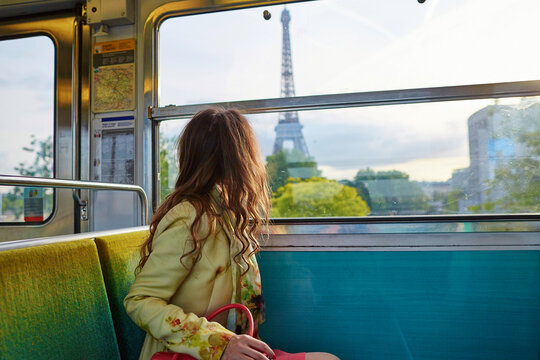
[{"x1": 136, "y1": 108, "x2": 270, "y2": 274}]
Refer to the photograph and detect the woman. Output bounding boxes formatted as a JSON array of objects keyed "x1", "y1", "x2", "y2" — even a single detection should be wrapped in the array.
[{"x1": 124, "y1": 108, "x2": 339, "y2": 360}]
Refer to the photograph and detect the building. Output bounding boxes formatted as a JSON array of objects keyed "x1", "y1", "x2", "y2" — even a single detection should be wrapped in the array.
[{"x1": 466, "y1": 100, "x2": 537, "y2": 211}]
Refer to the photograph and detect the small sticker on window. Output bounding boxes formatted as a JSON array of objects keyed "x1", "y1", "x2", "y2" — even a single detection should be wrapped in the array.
[{"x1": 24, "y1": 187, "x2": 44, "y2": 222}]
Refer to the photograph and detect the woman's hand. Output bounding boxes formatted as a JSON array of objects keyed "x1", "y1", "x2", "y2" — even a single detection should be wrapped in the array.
[{"x1": 221, "y1": 334, "x2": 276, "y2": 360}]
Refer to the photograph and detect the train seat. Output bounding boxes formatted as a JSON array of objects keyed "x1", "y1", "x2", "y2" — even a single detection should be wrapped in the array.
[
  {"x1": 0, "y1": 238, "x2": 121, "y2": 359},
  {"x1": 95, "y1": 229, "x2": 149, "y2": 360}
]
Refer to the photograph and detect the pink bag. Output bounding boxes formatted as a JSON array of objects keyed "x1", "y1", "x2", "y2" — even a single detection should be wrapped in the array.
[{"x1": 150, "y1": 303, "x2": 254, "y2": 360}]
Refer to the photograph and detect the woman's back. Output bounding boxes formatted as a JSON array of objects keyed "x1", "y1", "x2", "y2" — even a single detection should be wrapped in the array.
[
  {"x1": 125, "y1": 108, "x2": 339, "y2": 360},
  {"x1": 125, "y1": 197, "x2": 235, "y2": 359}
]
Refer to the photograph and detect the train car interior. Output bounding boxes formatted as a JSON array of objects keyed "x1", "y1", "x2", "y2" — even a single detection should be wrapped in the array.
[{"x1": 1, "y1": 0, "x2": 539, "y2": 359}]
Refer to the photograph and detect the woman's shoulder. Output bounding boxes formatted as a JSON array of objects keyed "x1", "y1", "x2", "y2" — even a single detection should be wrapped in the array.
[
  {"x1": 154, "y1": 201, "x2": 197, "y2": 235},
  {"x1": 167, "y1": 200, "x2": 198, "y2": 220}
]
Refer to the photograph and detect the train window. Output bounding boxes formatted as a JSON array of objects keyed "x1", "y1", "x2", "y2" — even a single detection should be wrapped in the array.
[
  {"x1": 0, "y1": 36, "x2": 54, "y2": 223},
  {"x1": 156, "y1": 0, "x2": 540, "y2": 219},
  {"x1": 159, "y1": 0, "x2": 540, "y2": 105},
  {"x1": 159, "y1": 96, "x2": 540, "y2": 217}
]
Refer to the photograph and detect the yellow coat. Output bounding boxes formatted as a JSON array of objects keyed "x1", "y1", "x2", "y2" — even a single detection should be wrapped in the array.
[{"x1": 124, "y1": 201, "x2": 236, "y2": 360}]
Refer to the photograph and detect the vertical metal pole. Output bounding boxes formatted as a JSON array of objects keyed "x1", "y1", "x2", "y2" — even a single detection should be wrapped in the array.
[{"x1": 73, "y1": 14, "x2": 82, "y2": 233}]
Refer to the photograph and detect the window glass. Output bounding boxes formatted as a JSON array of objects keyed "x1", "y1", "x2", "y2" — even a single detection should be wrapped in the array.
[
  {"x1": 159, "y1": 0, "x2": 540, "y2": 105},
  {"x1": 160, "y1": 96, "x2": 540, "y2": 217},
  {"x1": 0, "y1": 36, "x2": 54, "y2": 223}
]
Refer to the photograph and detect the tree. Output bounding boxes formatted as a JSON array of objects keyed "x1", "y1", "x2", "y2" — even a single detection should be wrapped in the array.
[
  {"x1": 488, "y1": 129, "x2": 540, "y2": 212},
  {"x1": 340, "y1": 179, "x2": 372, "y2": 210},
  {"x1": 266, "y1": 151, "x2": 289, "y2": 193},
  {"x1": 446, "y1": 189, "x2": 464, "y2": 214},
  {"x1": 14, "y1": 134, "x2": 53, "y2": 178},
  {"x1": 159, "y1": 133, "x2": 178, "y2": 203},
  {"x1": 266, "y1": 149, "x2": 321, "y2": 193},
  {"x1": 347, "y1": 168, "x2": 429, "y2": 215},
  {"x1": 1, "y1": 191, "x2": 24, "y2": 220},
  {"x1": 1, "y1": 135, "x2": 53, "y2": 220},
  {"x1": 271, "y1": 177, "x2": 370, "y2": 217}
]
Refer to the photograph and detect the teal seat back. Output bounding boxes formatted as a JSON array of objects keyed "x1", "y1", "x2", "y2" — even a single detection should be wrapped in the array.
[
  {"x1": 0, "y1": 239, "x2": 121, "y2": 359},
  {"x1": 259, "y1": 251, "x2": 540, "y2": 360}
]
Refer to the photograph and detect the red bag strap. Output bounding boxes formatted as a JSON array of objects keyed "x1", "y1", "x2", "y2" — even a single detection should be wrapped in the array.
[{"x1": 205, "y1": 303, "x2": 254, "y2": 337}]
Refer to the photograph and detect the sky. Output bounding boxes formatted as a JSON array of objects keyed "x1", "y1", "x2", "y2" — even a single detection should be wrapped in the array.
[
  {"x1": 0, "y1": 36, "x2": 54, "y2": 182},
  {"x1": 159, "y1": 0, "x2": 540, "y2": 182},
  {"x1": 1, "y1": 0, "x2": 540, "y2": 187}
]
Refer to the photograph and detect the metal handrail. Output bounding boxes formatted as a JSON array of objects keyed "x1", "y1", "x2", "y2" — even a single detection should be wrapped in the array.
[
  {"x1": 149, "y1": 79, "x2": 540, "y2": 121},
  {"x1": 0, "y1": 175, "x2": 148, "y2": 225}
]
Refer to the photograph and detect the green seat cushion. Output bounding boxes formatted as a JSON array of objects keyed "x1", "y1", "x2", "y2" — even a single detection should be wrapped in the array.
[
  {"x1": 0, "y1": 239, "x2": 120, "y2": 359},
  {"x1": 95, "y1": 230, "x2": 148, "y2": 360}
]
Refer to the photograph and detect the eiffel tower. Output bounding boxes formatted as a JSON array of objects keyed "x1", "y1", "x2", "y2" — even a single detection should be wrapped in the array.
[{"x1": 272, "y1": 7, "x2": 310, "y2": 158}]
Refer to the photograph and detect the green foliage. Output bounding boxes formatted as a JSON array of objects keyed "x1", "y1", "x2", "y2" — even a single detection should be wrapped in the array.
[
  {"x1": 488, "y1": 129, "x2": 540, "y2": 212},
  {"x1": 266, "y1": 149, "x2": 321, "y2": 193},
  {"x1": 340, "y1": 179, "x2": 372, "y2": 209},
  {"x1": 445, "y1": 189, "x2": 464, "y2": 214},
  {"x1": 14, "y1": 135, "x2": 53, "y2": 178},
  {"x1": 468, "y1": 201, "x2": 496, "y2": 214},
  {"x1": 347, "y1": 168, "x2": 429, "y2": 215},
  {"x1": 159, "y1": 133, "x2": 178, "y2": 203},
  {"x1": 1, "y1": 135, "x2": 53, "y2": 221},
  {"x1": 271, "y1": 177, "x2": 370, "y2": 217},
  {"x1": 354, "y1": 168, "x2": 409, "y2": 181},
  {"x1": 1, "y1": 191, "x2": 24, "y2": 219},
  {"x1": 266, "y1": 151, "x2": 289, "y2": 193}
]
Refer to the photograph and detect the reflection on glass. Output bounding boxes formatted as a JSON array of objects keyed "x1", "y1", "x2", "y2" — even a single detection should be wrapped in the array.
[
  {"x1": 159, "y1": 125, "x2": 182, "y2": 202},
  {"x1": 160, "y1": 96, "x2": 540, "y2": 217},
  {"x1": 0, "y1": 36, "x2": 54, "y2": 222},
  {"x1": 160, "y1": 0, "x2": 540, "y2": 105}
]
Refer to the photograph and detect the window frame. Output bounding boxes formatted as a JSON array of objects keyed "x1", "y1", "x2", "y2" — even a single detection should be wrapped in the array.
[
  {"x1": 0, "y1": 33, "x2": 56, "y2": 225},
  {"x1": 145, "y1": 0, "x2": 540, "y2": 234},
  {"x1": 0, "y1": 11, "x2": 80, "y2": 236}
]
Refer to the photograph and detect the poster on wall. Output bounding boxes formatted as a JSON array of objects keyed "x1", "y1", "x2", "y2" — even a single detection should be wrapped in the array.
[
  {"x1": 101, "y1": 116, "x2": 135, "y2": 185},
  {"x1": 92, "y1": 39, "x2": 135, "y2": 113},
  {"x1": 92, "y1": 115, "x2": 135, "y2": 184}
]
